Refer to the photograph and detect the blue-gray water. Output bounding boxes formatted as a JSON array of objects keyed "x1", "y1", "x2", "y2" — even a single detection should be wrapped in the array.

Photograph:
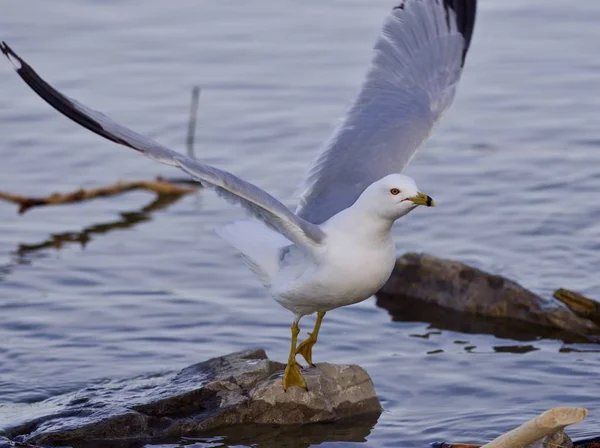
[{"x1": 1, "y1": 0, "x2": 600, "y2": 446}]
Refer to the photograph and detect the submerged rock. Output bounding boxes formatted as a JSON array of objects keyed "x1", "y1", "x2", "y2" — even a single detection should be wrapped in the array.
[
  {"x1": 377, "y1": 253, "x2": 599, "y2": 337},
  {"x1": 3, "y1": 349, "x2": 381, "y2": 446},
  {"x1": 0, "y1": 437, "x2": 15, "y2": 448}
]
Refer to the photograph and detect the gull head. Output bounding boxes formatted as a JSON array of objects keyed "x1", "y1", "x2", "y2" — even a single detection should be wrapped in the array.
[{"x1": 358, "y1": 174, "x2": 435, "y2": 221}]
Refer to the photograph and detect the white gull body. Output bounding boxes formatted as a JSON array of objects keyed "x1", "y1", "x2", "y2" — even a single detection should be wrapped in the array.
[{"x1": 220, "y1": 175, "x2": 422, "y2": 317}]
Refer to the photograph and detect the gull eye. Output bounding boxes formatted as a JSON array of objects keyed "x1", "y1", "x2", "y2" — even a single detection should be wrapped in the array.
[{"x1": 390, "y1": 188, "x2": 401, "y2": 196}]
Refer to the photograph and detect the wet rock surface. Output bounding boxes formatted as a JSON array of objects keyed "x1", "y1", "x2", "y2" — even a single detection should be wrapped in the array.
[
  {"x1": 1, "y1": 349, "x2": 381, "y2": 447},
  {"x1": 0, "y1": 437, "x2": 14, "y2": 448},
  {"x1": 377, "y1": 253, "x2": 600, "y2": 339}
]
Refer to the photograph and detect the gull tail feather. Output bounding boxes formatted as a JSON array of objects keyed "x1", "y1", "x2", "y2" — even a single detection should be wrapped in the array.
[{"x1": 216, "y1": 219, "x2": 290, "y2": 286}]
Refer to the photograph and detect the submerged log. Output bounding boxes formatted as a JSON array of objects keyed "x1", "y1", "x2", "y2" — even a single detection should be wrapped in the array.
[
  {"x1": 433, "y1": 444, "x2": 482, "y2": 448},
  {"x1": 435, "y1": 431, "x2": 574, "y2": 448},
  {"x1": 434, "y1": 408, "x2": 584, "y2": 448},
  {"x1": 482, "y1": 407, "x2": 585, "y2": 448}
]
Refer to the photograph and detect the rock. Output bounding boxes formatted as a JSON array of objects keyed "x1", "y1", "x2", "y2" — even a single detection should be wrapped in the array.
[
  {"x1": 0, "y1": 437, "x2": 14, "y2": 448},
  {"x1": 377, "y1": 253, "x2": 599, "y2": 338},
  {"x1": 3, "y1": 349, "x2": 381, "y2": 446},
  {"x1": 0, "y1": 436, "x2": 41, "y2": 448},
  {"x1": 534, "y1": 430, "x2": 574, "y2": 448}
]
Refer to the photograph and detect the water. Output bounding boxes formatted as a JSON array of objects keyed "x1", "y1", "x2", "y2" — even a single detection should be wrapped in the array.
[{"x1": 1, "y1": 0, "x2": 600, "y2": 446}]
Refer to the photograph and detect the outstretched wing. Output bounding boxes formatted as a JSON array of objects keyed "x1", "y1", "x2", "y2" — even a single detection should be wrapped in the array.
[
  {"x1": 296, "y1": 0, "x2": 477, "y2": 224},
  {"x1": 0, "y1": 42, "x2": 324, "y2": 248}
]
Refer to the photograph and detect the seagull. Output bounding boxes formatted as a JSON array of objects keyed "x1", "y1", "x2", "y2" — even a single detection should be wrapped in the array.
[{"x1": 1, "y1": 0, "x2": 476, "y2": 390}]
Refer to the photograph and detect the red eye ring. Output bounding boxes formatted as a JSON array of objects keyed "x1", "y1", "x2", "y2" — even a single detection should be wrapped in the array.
[{"x1": 390, "y1": 188, "x2": 401, "y2": 196}]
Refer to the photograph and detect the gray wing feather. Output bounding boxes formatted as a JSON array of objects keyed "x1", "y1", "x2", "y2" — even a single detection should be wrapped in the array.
[
  {"x1": 0, "y1": 42, "x2": 324, "y2": 248},
  {"x1": 296, "y1": 0, "x2": 477, "y2": 224}
]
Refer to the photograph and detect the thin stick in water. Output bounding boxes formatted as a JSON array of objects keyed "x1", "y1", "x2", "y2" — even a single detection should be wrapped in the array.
[{"x1": 186, "y1": 86, "x2": 201, "y2": 158}]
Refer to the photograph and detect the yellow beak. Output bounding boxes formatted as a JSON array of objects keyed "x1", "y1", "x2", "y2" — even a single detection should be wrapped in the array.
[{"x1": 409, "y1": 192, "x2": 435, "y2": 207}]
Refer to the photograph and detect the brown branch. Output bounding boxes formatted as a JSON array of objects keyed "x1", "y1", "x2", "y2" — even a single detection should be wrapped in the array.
[
  {"x1": 187, "y1": 86, "x2": 201, "y2": 158},
  {"x1": 554, "y1": 289, "x2": 600, "y2": 325},
  {"x1": 0, "y1": 177, "x2": 199, "y2": 214}
]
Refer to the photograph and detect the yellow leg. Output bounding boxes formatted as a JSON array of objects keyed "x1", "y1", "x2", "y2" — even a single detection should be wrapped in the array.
[
  {"x1": 283, "y1": 320, "x2": 307, "y2": 391},
  {"x1": 295, "y1": 312, "x2": 325, "y2": 367}
]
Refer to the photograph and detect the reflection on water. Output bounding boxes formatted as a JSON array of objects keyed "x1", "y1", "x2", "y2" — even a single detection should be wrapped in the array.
[
  {"x1": 375, "y1": 293, "x2": 594, "y2": 345},
  {"x1": 178, "y1": 417, "x2": 379, "y2": 448},
  {"x1": 0, "y1": 194, "x2": 188, "y2": 281},
  {"x1": 40, "y1": 417, "x2": 379, "y2": 448}
]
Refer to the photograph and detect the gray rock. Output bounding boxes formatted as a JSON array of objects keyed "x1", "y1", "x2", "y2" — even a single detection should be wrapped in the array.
[
  {"x1": 377, "y1": 253, "x2": 599, "y2": 338},
  {"x1": 537, "y1": 430, "x2": 574, "y2": 448},
  {"x1": 3, "y1": 349, "x2": 381, "y2": 446}
]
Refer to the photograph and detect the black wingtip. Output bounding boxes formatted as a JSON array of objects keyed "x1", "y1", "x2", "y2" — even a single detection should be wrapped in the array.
[
  {"x1": 443, "y1": 0, "x2": 477, "y2": 65},
  {"x1": 1, "y1": 41, "x2": 12, "y2": 60},
  {"x1": 1, "y1": 41, "x2": 25, "y2": 71},
  {"x1": 1, "y1": 41, "x2": 14, "y2": 59},
  {"x1": 1, "y1": 43, "x2": 138, "y2": 151},
  {"x1": 392, "y1": 1, "x2": 477, "y2": 66}
]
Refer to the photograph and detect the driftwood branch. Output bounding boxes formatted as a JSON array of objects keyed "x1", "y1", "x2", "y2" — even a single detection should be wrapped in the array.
[
  {"x1": 186, "y1": 86, "x2": 201, "y2": 158},
  {"x1": 554, "y1": 289, "x2": 600, "y2": 326},
  {"x1": 0, "y1": 177, "x2": 198, "y2": 214},
  {"x1": 481, "y1": 407, "x2": 587, "y2": 448}
]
